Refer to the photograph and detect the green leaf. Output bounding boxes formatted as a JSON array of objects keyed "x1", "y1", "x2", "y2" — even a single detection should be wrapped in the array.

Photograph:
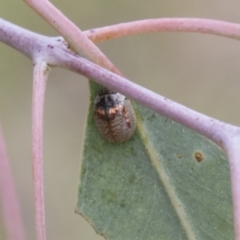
[{"x1": 76, "y1": 81, "x2": 233, "y2": 240}]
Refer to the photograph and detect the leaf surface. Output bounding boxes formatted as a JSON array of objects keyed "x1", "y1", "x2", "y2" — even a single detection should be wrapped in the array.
[{"x1": 76, "y1": 82, "x2": 233, "y2": 240}]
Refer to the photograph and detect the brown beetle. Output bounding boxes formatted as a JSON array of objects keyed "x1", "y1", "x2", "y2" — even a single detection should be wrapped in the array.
[{"x1": 94, "y1": 88, "x2": 136, "y2": 143}]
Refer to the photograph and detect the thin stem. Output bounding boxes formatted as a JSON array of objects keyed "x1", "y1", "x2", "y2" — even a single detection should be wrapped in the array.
[
  {"x1": 0, "y1": 125, "x2": 26, "y2": 240},
  {"x1": 32, "y1": 60, "x2": 50, "y2": 240},
  {"x1": 223, "y1": 133, "x2": 240, "y2": 240},
  {"x1": 23, "y1": 0, "x2": 122, "y2": 75},
  {"x1": 84, "y1": 18, "x2": 240, "y2": 43},
  {"x1": 0, "y1": 18, "x2": 46, "y2": 59}
]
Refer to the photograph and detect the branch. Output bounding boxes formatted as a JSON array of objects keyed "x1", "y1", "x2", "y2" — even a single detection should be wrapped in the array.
[
  {"x1": 0, "y1": 18, "x2": 238, "y2": 150},
  {"x1": 23, "y1": 0, "x2": 122, "y2": 75},
  {"x1": 84, "y1": 18, "x2": 240, "y2": 43},
  {"x1": 32, "y1": 61, "x2": 50, "y2": 240}
]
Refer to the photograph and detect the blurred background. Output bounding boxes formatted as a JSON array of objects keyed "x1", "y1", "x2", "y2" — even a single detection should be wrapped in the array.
[{"x1": 1, "y1": 0, "x2": 240, "y2": 239}]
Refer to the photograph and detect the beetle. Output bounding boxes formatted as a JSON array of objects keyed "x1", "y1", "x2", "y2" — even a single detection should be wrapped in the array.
[{"x1": 94, "y1": 88, "x2": 136, "y2": 143}]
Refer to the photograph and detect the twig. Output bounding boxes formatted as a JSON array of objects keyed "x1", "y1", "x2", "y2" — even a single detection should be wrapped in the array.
[
  {"x1": 23, "y1": 0, "x2": 122, "y2": 75},
  {"x1": 32, "y1": 60, "x2": 50, "y2": 240},
  {"x1": 84, "y1": 18, "x2": 240, "y2": 43}
]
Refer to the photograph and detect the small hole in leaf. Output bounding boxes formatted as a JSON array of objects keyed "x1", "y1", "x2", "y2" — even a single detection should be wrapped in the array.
[
  {"x1": 176, "y1": 153, "x2": 183, "y2": 158},
  {"x1": 194, "y1": 151, "x2": 204, "y2": 163}
]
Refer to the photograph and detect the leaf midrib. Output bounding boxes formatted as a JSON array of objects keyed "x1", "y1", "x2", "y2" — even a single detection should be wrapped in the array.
[{"x1": 136, "y1": 109, "x2": 197, "y2": 240}]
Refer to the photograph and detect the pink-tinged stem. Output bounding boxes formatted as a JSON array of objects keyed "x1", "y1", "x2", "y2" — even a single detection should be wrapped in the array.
[
  {"x1": 223, "y1": 135, "x2": 240, "y2": 240},
  {"x1": 84, "y1": 18, "x2": 240, "y2": 42},
  {"x1": 23, "y1": 0, "x2": 122, "y2": 75},
  {"x1": 32, "y1": 61, "x2": 50, "y2": 240},
  {"x1": 0, "y1": 125, "x2": 26, "y2": 240}
]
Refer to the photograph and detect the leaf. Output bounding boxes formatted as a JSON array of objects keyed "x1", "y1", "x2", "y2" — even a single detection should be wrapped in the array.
[{"x1": 76, "y1": 81, "x2": 233, "y2": 240}]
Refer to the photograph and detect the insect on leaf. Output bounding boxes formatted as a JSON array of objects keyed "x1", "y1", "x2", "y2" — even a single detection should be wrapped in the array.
[{"x1": 76, "y1": 81, "x2": 233, "y2": 240}]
